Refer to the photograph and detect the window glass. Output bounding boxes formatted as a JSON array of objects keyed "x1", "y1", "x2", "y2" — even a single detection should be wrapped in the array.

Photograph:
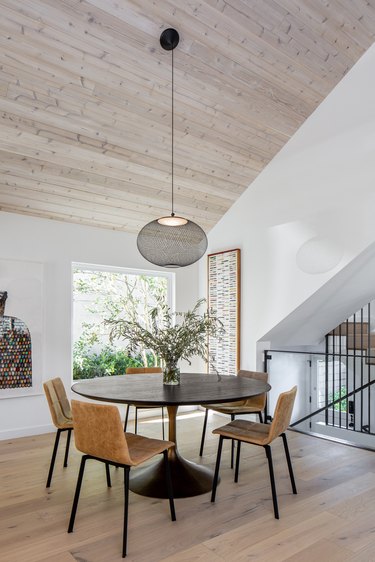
[
  {"x1": 317, "y1": 359, "x2": 347, "y2": 414},
  {"x1": 72, "y1": 264, "x2": 173, "y2": 379}
]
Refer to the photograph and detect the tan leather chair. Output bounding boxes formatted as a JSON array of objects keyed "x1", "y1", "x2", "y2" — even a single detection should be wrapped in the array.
[
  {"x1": 44, "y1": 378, "x2": 111, "y2": 489},
  {"x1": 43, "y1": 378, "x2": 74, "y2": 488},
  {"x1": 199, "y1": 370, "x2": 269, "y2": 467},
  {"x1": 68, "y1": 400, "x2": 176, "y2": 558},
  {"x1": 211, "y1": 386, "x2": 297, "y2": 519},
  {"x1": 125, "y1": 367, "x2": 165, "y2": 438}
]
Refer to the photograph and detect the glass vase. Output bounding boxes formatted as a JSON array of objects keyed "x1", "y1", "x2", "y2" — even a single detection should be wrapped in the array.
[{"x1": 163, "y1": 362, "x2": 180, "y2": 385}]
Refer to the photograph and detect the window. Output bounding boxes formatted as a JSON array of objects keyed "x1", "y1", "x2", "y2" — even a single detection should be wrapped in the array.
[
  {"x1": 316, "y1": 359, "x2": 347, "y2": 428},
  {"x1": 72, "y1": 263, "x2": 173, "y2": 379}
]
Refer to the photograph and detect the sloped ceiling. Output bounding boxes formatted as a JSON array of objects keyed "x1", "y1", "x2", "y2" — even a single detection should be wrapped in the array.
[
  {"x1": 260, "y1": 242, "x2": 375, "y2": 348},
  {"x1": 0, "y1": 0, "x2": 374, "y2": 233}
]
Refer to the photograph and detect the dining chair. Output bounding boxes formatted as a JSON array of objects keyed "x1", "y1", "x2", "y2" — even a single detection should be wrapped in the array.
[
  {"x1": 199, "y1": 370, "x2": 269, "y2": 467},
  {"x1": 211, "y1": 386, "x2": 297, "y2": 519},
  {"x1": 68, "y1": 400, "x2": 176, "y2": 558},
  {"x1": 44, "y1": 377, "x2": 112, "y2": 489},
  {"x1": 124, "y1": 367, "x2": 165, "y2": 438},
  {"x1": 43, "y1": 377, "x2": 74, "y2": 488}
]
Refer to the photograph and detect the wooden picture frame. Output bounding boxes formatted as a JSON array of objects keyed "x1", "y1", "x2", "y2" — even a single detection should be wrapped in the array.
[{"x1": 207, "y1": 249, "x2": 240, "y2": 376}]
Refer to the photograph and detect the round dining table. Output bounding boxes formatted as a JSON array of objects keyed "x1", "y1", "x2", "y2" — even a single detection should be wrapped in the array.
[{"x1": 71, "y1": 373, "x2": 270, "y2": 499}]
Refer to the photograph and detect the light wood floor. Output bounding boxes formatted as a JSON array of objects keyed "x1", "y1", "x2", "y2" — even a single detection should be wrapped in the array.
[{"x1": 1, "y1": 411, "x2": 375, "y2": 562}]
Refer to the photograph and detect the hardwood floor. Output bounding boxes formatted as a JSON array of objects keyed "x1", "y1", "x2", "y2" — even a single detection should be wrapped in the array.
[{"x1": 1, "y1": 411, "x2": 375, "y2": 561}]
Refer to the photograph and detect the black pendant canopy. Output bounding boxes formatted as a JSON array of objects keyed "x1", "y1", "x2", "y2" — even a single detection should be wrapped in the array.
[{"x1": 137, "y1": 28, "x2": 208, "y2": 268}]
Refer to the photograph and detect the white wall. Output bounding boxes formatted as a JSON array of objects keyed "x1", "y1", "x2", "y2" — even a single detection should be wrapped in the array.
[
  {"x1": 263, "y1": 241, "x2": 375, "y2": 347},
  {"x1": 0, "y1": 211, "x2": 200, "y2": 439},
  {"x1": 265, "y1": 352, "x2": 309, "y2": 426},
  {"x1": 202, "y1": 44, "x2": 375, "y2": 371}
]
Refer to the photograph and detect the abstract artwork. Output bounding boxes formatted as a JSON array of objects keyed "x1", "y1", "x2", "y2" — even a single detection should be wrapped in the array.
[
  {"x1": 207, "y1": 249, "x2": 240, "y2": 376},
  {"x1": 0, "y1": 291, "x2": 32, "y2": 388},
  {"x1": 0, "y1": 259, "x2": 43, "y2": 398}
]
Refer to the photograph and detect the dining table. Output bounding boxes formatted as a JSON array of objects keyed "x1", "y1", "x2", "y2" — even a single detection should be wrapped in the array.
[{"x1": 71, "y1": 373, "x2": 271, "y2": 499}]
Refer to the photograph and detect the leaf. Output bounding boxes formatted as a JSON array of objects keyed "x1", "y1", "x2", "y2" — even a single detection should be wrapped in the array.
[{"x1": 105, "y1": 298, "x2": 225, "y2": 366}]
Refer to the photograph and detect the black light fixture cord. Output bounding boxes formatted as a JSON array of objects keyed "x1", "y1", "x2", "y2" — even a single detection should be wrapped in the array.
[{"x1": 171, "y1": 48, "x2": 175, "y2": 217}]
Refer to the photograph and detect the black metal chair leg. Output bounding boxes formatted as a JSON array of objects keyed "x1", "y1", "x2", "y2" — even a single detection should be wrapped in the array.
[
  {"x1": 123, "y1": 467, "x2": 130, "y2": 558},
  {"x1": 63, "y1": 428, "x2": 72, "y2": 468},
  {"x1": 135, "y1": 407, "x2": 138, "y2": 434},
  {"x1": 124, "y1": 405, "x2": 130, "y2": 432},
  {"x1": 264, "y1": 445, "x2": 279, "y2": 519},
  {"x1": 106, "y1": 463, "x2": 112, "y2": 488},
  {"x1": 211, "y1": 436, "x2": 224, "y2": 502},
  {"x1": 163, "y1": 450, "x2": 176, "y2": 521},
  {"x1": 230, "y1": 414, "x2": 235, "y2": 468},
  {"x1": 46, "y1": 429, "x2": 61, "y2": 488},
  {"x1": 199, "y1": 409, "x2": 209, "y2": 457},
  {"x1": 258, "y1": 411, "x2": 263, "y2": 424},
  {"x1": 234, "y1": 440, "x2": 241, "y2": 483},
  {"x1": 161, "y1": 407, "x2": 165, "y2": 440},
  {"x1": 281, "y1": 433, "x2": 297, "y2": 494},
  {"x1": 68, "y1": 455, "x2": 88, "y2": 532}
]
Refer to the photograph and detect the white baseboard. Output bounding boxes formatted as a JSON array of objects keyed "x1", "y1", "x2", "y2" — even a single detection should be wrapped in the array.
[
  {"x1": 0, "y1": 423, "x2": 56, "y2": 440},
  {"x1": 0, "y1": 405, "x2": 200, "y2": 441}
]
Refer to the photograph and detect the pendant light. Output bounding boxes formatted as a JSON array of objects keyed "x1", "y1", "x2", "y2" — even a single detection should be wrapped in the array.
[{"x1": 137, "y1": 28, "x2": 208, "y2": 268}]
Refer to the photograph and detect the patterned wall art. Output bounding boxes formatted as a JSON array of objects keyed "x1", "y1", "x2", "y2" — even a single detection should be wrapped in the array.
[
  {"x1": 0, "y1": 259, "x2": 43, "y2": 398},
  {"x1": 207, "y1": 249, "x2": 240, "y2": 376}
]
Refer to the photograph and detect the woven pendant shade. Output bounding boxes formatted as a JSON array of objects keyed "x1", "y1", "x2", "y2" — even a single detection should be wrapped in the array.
[
  {"x1": 137, "y1": 218, "x2": 208, "y2": 268},
  {"x1": 136, "y1": 28, "x2": 208, "y2": 268}
]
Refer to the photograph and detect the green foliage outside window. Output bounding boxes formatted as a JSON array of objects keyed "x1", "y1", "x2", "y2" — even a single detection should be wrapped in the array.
[
  {"x1": 73, "y1": 341, "x2": 156, "y2": 380},
  {"x1": 328, "y1": 386, "x2": 348, "y2": 412},
  {"x1": 73, "y1": 269, "x2": 167, "y2": 379}
]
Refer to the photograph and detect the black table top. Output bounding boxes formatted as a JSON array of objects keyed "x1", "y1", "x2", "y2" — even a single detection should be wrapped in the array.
[{"x1": 71, "y1": 373, "x2": 270, "y2": 406}]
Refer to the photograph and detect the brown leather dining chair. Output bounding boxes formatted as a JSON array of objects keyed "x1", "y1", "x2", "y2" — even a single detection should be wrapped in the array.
[
  {"x1": 43, "y1": 377, "x2": 74, "y2": 488},
  {"x1": 44, "y1": 377, "x2": 112, "y2": 489},
  {"x1": 68, "y1": 400, "x2": 176, "y2": 558},
  {"x1": 124, "y1": 367, "x2": 165, "y2": 438},
  {"x1": 199, "y1": 370, "x2": 269, "y2": 467},
  {"x1": 211, "y1": 386, "x2": 297, "y2": 519}
]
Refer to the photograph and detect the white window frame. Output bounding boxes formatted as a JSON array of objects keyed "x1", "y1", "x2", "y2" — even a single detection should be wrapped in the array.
[{"x1": 71, "y1": 262, "x2": 175, "y2": 378}]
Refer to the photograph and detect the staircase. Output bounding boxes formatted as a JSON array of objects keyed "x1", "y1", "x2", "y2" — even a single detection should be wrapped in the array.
[
  {"x1": 322, "y1": 301, "x2": 375, "y2": 436},
  {"x1": 328, "y1": 319, "x2": 375, "y2": 363},
  {"x1": 329, "y1": 321, "x2": 375, "y2": 349}
]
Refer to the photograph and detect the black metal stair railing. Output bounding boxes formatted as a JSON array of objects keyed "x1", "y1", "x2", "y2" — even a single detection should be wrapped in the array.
[
  {"x1": 264, "y1": 348, "x2": 375, "y2": 436},
  {"x1": 264, "y1": 299, "x2": 375, "y2": 438},
  {"x1": 289, "y1": 375, "x2": 375, "y2": 428}
]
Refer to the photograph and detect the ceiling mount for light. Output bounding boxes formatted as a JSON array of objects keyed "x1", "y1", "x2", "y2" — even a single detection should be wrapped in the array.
[{"x1": 137, "y1": 28, "x2": 208, "y2": 268}]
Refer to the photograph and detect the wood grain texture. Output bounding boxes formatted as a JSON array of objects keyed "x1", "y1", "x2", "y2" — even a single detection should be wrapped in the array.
[
  {"x1": 71, "y1": 373, "x2": 270, "y2": 406},
  {"x1": 0, "y1": 0, "x2": 374, "y2": 232},
  {"x1": 1, "y1": 412, "x2": 375, "y2": 561}
]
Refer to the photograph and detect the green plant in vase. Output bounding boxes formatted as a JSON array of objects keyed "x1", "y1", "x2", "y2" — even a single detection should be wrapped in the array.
[{"x1": 106, "y1": 298, "x2": 224, "y2": 385}]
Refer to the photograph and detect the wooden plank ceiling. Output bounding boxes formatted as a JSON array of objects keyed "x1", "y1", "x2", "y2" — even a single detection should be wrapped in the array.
[{"x1": 0, "y1": 0, "x2": 374, "y2": 234}]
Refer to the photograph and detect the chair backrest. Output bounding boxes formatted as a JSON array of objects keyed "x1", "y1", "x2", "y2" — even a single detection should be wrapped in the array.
[
  {"x1": 126, "y1": 367, "x2": 162, "y2": 374},
  {"x1": 238, "y1": 370, "x2": 269, "y2": 410},
  {"x1": 71, "y1": 400, "x2": 133, "y2": 466},
  {"x1": 43, "y1": 378, "x2": 72, "y2": 428},
  {"x1": 268, "y1": 386, "x2": 297, "y2": 442}
]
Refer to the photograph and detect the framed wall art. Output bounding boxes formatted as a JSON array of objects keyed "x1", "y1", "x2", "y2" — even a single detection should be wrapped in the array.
[
  {"x1": 207, "y1": 248, "x2": 240, "y2": 376},
  {"x1": 0, "y1": 259, "x2": 43, "y2": 398}
]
